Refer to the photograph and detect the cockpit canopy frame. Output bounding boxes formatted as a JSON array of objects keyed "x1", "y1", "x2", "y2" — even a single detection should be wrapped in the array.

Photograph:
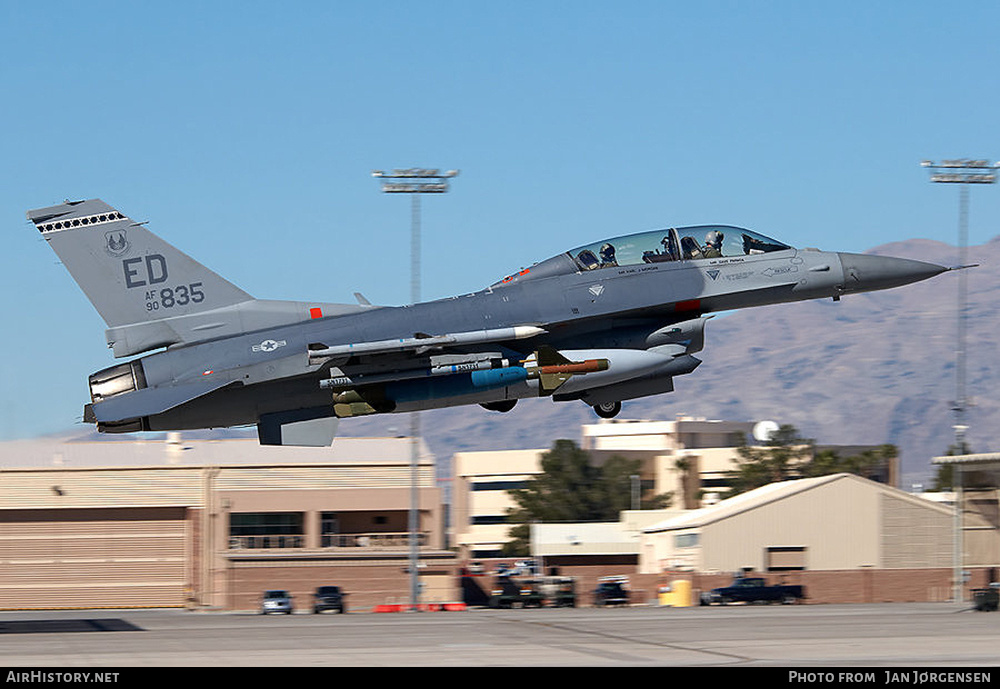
[
  {"x1": 569, "y1": 225, "x2": 792, "y2": 272},
  {"x1": 492, "y1": 225, "x2": 793, "y2": 287}
]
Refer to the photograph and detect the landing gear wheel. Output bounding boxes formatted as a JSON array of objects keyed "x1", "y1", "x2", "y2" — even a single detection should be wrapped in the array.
[
  {"x1": 480, "y1": 400, "x2": 517, "y2": 413},
  {"x1": 593, "y1": 401, "x2": 622, "y2": 419}
]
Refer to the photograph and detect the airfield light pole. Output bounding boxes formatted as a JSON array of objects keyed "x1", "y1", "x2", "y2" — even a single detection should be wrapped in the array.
[
  {"x1": 921, "y1": 158, "x2": 997, "y2": 453},
  {"x1": 372, "y1": 168, "x2": 459, "y2": 611},
  {"x1": 921, "y1": 158, "x2": 998, "y2": 603}
]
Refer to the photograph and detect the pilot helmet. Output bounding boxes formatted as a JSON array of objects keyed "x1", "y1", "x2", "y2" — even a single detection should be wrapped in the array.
[
  {"x1": 705, "y1": 230, "x2": 723, "y2": 247},
  {"x1": 599, "y1": 243, "x2": 615, "y2": 261}
]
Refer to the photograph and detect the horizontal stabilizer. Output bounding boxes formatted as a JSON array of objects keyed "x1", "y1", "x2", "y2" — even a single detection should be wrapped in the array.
[{"x1": 89, "y1": 378, "x2": 238, "y2": 423}]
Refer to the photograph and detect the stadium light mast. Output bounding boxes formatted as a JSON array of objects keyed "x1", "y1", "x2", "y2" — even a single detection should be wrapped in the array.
[
  {"x1": 372, "y1": 168, "x2": 459, "y2": 611},
  {"x1": 920, "y1": 159, "x2": 997, "y2": 454},
  {"x1": 921, "y1": 158, "x2": 997, "y2": 604}
]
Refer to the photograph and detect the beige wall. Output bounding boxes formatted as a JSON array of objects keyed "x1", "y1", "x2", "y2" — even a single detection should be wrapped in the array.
[
  {"x1": 227, "y1": 555, "x2": 461, "y2": 611},
  {"x1": 0, "y1": 466, "x2": 204, "y2": 509},
  {"x1": 703, "y1": 479, "x2": 882, "y2": 571},
  {"x1": 963, "y1": 488, "x2": 1000, "y2": 566},
  {"x1": 452, "y1": 449, "x2": 544, "y2": 556},
  {"x1": 881, "y1": 493, "x2": 953, "y2": 568},
  {"x1": 0, "y1": 507, "x2": 191, "y2": 609}
]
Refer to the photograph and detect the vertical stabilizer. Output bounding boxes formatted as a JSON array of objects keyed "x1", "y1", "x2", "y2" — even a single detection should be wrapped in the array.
[
  {"x1": 27, "y1": 199, "x2": 253, "y2": 330},
  {"x1": 28, "y1": 198, "x2": 376, "y2": 357}
]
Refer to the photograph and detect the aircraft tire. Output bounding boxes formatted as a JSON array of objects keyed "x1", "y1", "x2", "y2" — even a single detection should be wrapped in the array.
[
  {"x1": 593, "y1": 401, "x2": 622, "y2": 419},
  {"x1": 481, "y1": 400, "x2": 517, "y2": 413}
]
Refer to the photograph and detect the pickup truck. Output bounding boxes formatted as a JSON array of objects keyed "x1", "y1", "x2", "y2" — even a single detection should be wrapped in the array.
[{"x1": 699, "y1": 576, "x2": 805, "y2": 605}]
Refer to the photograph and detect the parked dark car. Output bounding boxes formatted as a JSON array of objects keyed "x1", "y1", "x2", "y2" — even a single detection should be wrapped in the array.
[
  {"x1": 593, "y1": 580, "x2": 630, "y2": 607},
  {"x1": 312, "y1": 585, "x2": 347, "y2": 614},
  {"x1": 489, "y1": 577, "x2": 544, "y2": 608},
  {"x1": 972, "y1": 583, "x2": 999, "y2": 612},
  {"x1": 260, "y1": 589, "x2": 294, "y2": 614}
]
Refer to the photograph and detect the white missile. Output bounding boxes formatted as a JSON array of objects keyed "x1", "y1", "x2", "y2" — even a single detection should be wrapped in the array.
[{"x1": 308, "y1": 325, "x2": 546, "y2": 362}]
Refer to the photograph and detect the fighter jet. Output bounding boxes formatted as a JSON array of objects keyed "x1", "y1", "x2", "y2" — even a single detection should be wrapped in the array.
[{"x1": 27, "y1": 199, "x2": 951, "y2": 446}]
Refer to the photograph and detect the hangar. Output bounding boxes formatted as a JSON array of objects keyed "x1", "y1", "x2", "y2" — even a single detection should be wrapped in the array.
[
  {"x1": 0, "y1": 432, "x2": 453, "y2": 610},
  {"x1": 639, "y1": 473, "x2": 956, "y2": 574}
]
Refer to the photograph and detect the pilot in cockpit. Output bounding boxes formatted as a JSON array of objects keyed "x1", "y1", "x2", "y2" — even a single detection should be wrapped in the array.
[
  {"x1": 599, "y1": 243, "x2": 618, "y2": 267},
  {"x1": 641, "y1": 234, "x2": 679, "y2": 264},
  {"x1": 702, "y1": 230, "x2": 724, "y2": 258}
]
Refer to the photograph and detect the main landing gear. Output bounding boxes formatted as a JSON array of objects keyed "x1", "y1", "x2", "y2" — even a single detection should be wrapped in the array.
[
  {"x1": 480, "y1": 398, "x2": 622, "y2": 418},
  {"x1": 592, "y1": 401, "x2": 622, "y2": 419}
]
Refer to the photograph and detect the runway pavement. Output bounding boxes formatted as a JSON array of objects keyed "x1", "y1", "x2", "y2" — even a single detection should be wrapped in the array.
[{"x1": 1, "y1": 602, "x2": 998, "y2": 668}]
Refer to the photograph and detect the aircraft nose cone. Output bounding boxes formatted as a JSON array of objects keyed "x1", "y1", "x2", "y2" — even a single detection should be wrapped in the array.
[{"x1": 837, "y1": 252, "x2": 948, "y2": 294}]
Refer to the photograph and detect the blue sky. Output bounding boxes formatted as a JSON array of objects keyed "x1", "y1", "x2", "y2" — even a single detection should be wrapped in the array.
[{"x1": 2, "y1": 1, "x2": 999, "y2": 440}]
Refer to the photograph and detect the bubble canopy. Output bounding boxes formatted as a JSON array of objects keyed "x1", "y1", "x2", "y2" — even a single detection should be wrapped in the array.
[
  {"x1": 569, "y1": 225, "x2": 792, "y2": 271},
  {"x1": 491, "y1": 225, "x2": 793, "y2": 287}
]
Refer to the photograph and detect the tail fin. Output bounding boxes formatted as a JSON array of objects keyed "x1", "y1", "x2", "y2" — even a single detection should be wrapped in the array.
[
  {"x1": 28, "y1": 199, "x2": 253, "y2": 330},
  {"x1": 29, "y1": 199, "x2": 376, "y2": 358}
]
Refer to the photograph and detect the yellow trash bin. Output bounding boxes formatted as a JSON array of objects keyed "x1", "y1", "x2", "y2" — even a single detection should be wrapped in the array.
[{"x1": 671, "y1": 579, "x2": 692, "y2": 607}]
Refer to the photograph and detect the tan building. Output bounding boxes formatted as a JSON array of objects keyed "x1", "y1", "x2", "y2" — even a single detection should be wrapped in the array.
[
  {"x1": 451, "y1": 449, "x2": 545, "y2": 559},
  {"x1": 932, "y1": 452, "x2": 1000, "y2": 568},
  {"x1": 581, "y1": 417, "x2": 755, "y2": 507},
  {"x1": 639, "y1": 473, "x2": 954, "y2": 574},
  {"x1": 451, "y1": 417, "x2": 754, "y2": 559},
  {"x1": 582, "y1": 417, "x2": 899, "y2": 503},
  {"x1": 0, "y1": 432, "x2": 455, "y2": 611}
]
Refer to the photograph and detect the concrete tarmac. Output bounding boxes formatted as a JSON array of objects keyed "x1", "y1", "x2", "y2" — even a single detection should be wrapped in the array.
[{"x1": 1, "y1": 602, "x2": 998, "y2": 668}]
